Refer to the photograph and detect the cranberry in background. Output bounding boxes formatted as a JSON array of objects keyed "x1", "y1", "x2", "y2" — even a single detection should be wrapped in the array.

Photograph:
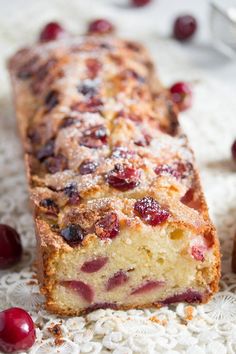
[
  {"x1": 173, "y1": 15, "x2": 197, "y2": 41},
  {"x1": 231, "y1": 139, "x2": 236, "y2": 162},
  {"x1": 39, "y1": 22, "x2": 65, "y2": 42},
  {"x1": 0, "y1": 224, "x2": 22, "y2": 269},
  {"x1": 0, "y1": 308, "x2": 36, "y2": 353},
  {"x1": 131, "y1": 0, "x2": 151, "y2": 7},
  {"x1": 170, "y1": 81, "x2": 193, "y2": 111},
  {"x1": 88, "y1": 19, "x2": 114, "y2": 35}
]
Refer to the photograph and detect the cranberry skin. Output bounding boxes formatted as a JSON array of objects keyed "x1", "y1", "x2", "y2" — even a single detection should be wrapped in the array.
[
  {"x1": 107, "y1": 271, "x2": 129, "y2": 291},
  {"x1": 131, "y1": 280, "x2": 164, "y2": 295},
  {"x1": 0, "y1": 308, "x2": 36, "y2": 353},
  {"x1": 88, "y1": 19, "x2": 114, "y2": 35},
  {"x1": 61, "y1": 280, "x2": 94, "y2": 303},
  {"x1": 39, "y1": 22, "x2": 64, "y2": 42},
  {"x1": 134, "y1": 197, "x2": 169, "y2": 226},
  {"x1": 0, "y1": 225, "x2": 22, "y2": 269},
  {"x1": 131, "y1": 0, "x2": 151, "y2": 7},
  {"x1": 95, "y1": 212, "x2": 119, "y2": 240},
  {"x1": 173, "y1": 15, "x2": 197, "y2": 41},
  {"x1": 79, "y1": 160, "x2": 98, "y2": 175},
  {"x1": 81, "y1": 257, "x2": 108, "y2": 273},
  {"x1": 107, "y1": 164, "x2": 140, "y2": 191},
  {"x1": 161, "y1": 289, "x2": 202, "y2": 305},
  {"x1": 231, "y1": 139, "x2": 236, "y2": 162},
  {"x1": 170, "y1": 82, "x2": 192, "y2": 111}
]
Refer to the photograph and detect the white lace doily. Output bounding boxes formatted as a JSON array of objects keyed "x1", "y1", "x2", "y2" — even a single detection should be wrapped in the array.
[{"x1": 1, "y1": 1, "x2": 236, "y2": 353}]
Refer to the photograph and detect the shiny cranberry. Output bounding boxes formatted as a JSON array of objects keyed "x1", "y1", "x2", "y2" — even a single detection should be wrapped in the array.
[
  {"x1": 64, "y1": 183, "x2": 80, "y2": 205},
  {"x1": 107, "y1": 271, "x2": 129, "y2": 291},
  {"x1": 61, "y1": 281, "x2": 94, "y2": 303},
  {"x1": 231, "y1": 139, "x2": 236, "y2": 162},
  {"x1": 0, "y1": 225, "x2": 22, "y2": 269},
  {"x1": 170, "y1": 82, "x2": 192, "y2": 111},
  {"x1": 81, "y1": 257, "x2": 108, "y2": 273},
  {"x1": 88, "y1": 19, "x2": 114, "y2": 34},
  {"x1": 155, "y1": 161, "x2": 192, "y2": 179},
  {"x1": 134, "y1": 197, "x2": 169, "y2": 226},
  {"x1": 79, "y1": 160, "x2": 98, "y2": 175},
  {"x1": 39, "y1": 22, "x2": 65, "y2": 42},
  {"x1": 131, "y1": 280, "x2": 164, "y2": 295},
  {"x1": 107, "y1": 164, "x2": 140, "y2": 191},
  {"x1": 60, "y1": 224, "x2": 85, "y2": 246},
  {"x1": 173, "y1": 15, "x2": 197, "y2": 41},
  {"x1": 95, "y1": 212, "x2": 119, "y2": 240},
  {"x1": 131, "y1": 0, "x2": 151, "y2": 6},
  {"x1": 0, "y1": 308, "x2": 36, "y2": 353},
  {"x1": 80, "y1": 125, "x2": 107, "y2": 148}
]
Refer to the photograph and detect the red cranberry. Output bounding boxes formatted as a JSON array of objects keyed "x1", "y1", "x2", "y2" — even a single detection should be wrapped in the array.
[
  {"x1": 80, "y1": 125, "x2": 107, "y2": 148},
  {"x1": 134, "y1": 197, "x2": 169, "y2": 226},
  {"x1": 170, "y1": 82, "x2": 192, "y2": 111},
  {"x1": 231, "y1": 139, "x2": 236, "y2": 162},
  {"x1": 0, "y1": 225, "x2": 22, "y2": 269},
  {"x1": 134, "y1": 134, "x2": 152, "y2": 147},
  {"x1": 81, "y1": 257, "x2": 108, "y2": 273},
  {"x1": 0, "y1": 308, "x2": 36, "y2": 353},
  {"x1": 79, "y1": 160, "x2": 98, "y2": 175},
  {"x1": 131, "y1": 280, "x2": 164, "y2": 295},
  {"x1": 173, "y1": 15, "x2": 197, "y2": 41},
  {"x1": 39, "y1": 198, "x2": 59, "y2": 214},
  {"x1": 131, "y1": 0, "x2": 151, "y2": 7},
  {"x1": 88, "y1": 19, "x2": 114, "y2": 35},
  {"x1": 44, "y1": 154, "x2": 68, "y2": 174},
  {"x1": 61, "y1": 281, "x2": 94, "y2": 303},
  {"x1": 95, "y1": 212, "x2": 119, "y2": 240},
  {"x1": 107, "y1": 271, "x2": 129, "y2": 291},
  {"x1": 64, "y1": 183, "x2": 80, "y2": 205},
  {"x1": 155, "y1": 161, "x2": 192, "y2": 179},
  {"x1": 39, "y1": 22, "x2": 65, "y2": 42},
  {"x1": 107, "y1": 164, "x2": 140, "y2": 191},
  {"x1": 86, "y1": 58, "x2": 102, "y2": 79}
]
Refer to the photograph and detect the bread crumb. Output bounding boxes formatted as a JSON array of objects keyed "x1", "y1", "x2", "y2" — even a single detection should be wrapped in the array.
[
  {"x1": 48, "y1": 323, "x2": 64, "y2": 346},
  {"x1": 149, "y1": 316, "x2": 167, "y2": 326},
  {"x1": 184, "y1": 306, "x2": 194, "y2": 321}
]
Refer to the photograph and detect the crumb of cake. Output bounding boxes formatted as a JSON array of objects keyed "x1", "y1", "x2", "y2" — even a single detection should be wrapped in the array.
[
  {"x1": 48, "y1": 323, "x2": 64, "y2": 346},
  {"x1": 184, "y1": 305, "x2": 194, "y2": 321},
  {"x1": 149, "y1": 316, "x2": 167, "y2": 326}
]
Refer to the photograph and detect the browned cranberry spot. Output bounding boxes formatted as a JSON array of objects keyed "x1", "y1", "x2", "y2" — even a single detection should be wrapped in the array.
[
  {"x1": 79, "y1": 160, "x2": 98, "y2": 175},
  {"x1": 61, "y1": 280, "x2": 94, "y2": 303},
  {"x1": 72, "y1": 97, "x2": 103, "y2": 113},
  {"x1": 154, "y1": 161, "x2": 193, "y2": 180},
  {"x1": 59, "y1": 117, "x2": 76, "y2": 129},
  {"x1": 31, "y1": 58, "x2": 57, "y2": 94},
  {"x1": 112, "y1": 147, "x2": 135, "y2": 159},
  {"x1": 81, "y1": 256, "x2": 108, "y2": 273},
  {"x1": 86, "y1": 58, "x2": 102, "y2": 79},
  {"x1": 191, "y1": 245, "x2": 206, "y2": 262},
  {"x1": 131, "y1": 280, "x2": 164, "y2": 295},
  {"x1": 134, "y1": 197, "x2": 169, "y2": 226},
  {"x1": 95, "y1": 212, "x2": 119, "y2": 240},
  {"x1": 125, "y1": 41, "x2": 141, "y2": 52},
  {"x1": 134, "y1": 134, "x2": 152, "y2": 147},
  {"x1": 44, "y1": 90, "x2": 59, "y2": 112},
  {"x1": 45, "y1": 154, "x2": 68, "y2": 174},
  {"x1": 17, "y1": 55, "x2": 39, "y2": 79},
  {"x1": 77, "y1": 83, "x2": 97, "y2": 97},
  {"x1": 80, "y1": 125, "x2": 107, "y2": 148},
  {"x1": 39, "y1": 198, "x2": 59, "y2": 214},
  {"x1": 60, "y1": 224, "x2": 85, "y2": 246},
  {"x1": 107, "y1": 164, "x2": 140, "y2": 191},
  {"x1": 106, "y1": 271, "x2": 129, "y2": 291},
  {"x1": 64, "y1": 182, "x2": 80, "y2": 205},
  {"x1": 37, "y1": 139, "x2": 55, "y2": 161}
]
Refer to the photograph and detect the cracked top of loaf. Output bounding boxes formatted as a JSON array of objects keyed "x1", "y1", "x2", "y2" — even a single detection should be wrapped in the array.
[{"x1": 8, "y1": 35, "x2": 213, "y2": 250}]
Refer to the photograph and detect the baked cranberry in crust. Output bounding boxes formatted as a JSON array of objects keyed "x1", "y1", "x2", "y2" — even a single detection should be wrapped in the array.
[{"x1": 8, "y1": 34, "x2": 220, "y2": 316}]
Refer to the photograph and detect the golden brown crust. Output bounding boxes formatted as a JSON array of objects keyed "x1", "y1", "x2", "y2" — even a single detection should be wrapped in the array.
[{"x1": 8, "y1": 35, "x2": 220, "y2": 315}]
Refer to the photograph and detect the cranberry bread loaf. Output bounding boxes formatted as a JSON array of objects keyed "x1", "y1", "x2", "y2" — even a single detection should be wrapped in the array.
[{"x1": 8, "y1": 35, "x2": 220, "y2": 315}]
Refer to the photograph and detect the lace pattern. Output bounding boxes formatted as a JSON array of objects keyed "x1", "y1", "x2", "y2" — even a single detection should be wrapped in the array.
[{"x1": 1, "y1": 1, "x2": 236, "y2": 352}]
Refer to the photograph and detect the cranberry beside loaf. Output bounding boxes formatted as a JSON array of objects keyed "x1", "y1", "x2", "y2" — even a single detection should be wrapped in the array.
[{"x1": 8, "y1": 35, "x2": 220, "y2": 315}]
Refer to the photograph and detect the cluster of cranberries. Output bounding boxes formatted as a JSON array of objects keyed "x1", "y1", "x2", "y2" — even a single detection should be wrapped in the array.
[{"x1": 0, "y1": 225, "x2": 36, "y2": 353}]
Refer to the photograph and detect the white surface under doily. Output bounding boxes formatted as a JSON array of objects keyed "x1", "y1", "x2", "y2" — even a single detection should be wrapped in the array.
[{"x1": 0, "y1": 0, "x2": 236, "y2": 353}]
